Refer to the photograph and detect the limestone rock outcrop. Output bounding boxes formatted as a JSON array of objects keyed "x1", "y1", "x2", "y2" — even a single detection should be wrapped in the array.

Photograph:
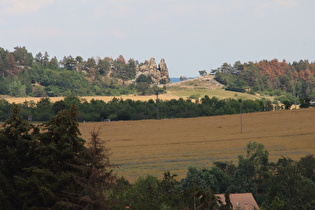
[
  {"x1": 136, "y1": 57, "x2": 170, "y2": 84},
  {"x1": 159, "y1": 58, "x2": 170, "y2": 83}
]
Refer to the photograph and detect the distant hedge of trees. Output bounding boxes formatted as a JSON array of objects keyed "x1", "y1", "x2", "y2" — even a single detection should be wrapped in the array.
[{"x1": 0, "y1": 95, "x2": 277, "y2": 122}]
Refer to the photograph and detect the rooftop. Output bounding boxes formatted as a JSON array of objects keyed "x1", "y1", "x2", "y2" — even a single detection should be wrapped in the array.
[{"x1": 216, "y1": 193, "x2": 259, "y2": 210}]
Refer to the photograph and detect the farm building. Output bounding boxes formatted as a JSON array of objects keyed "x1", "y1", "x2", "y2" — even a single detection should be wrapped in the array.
[{"x1": 216, "y1": 193, "x2": 259, "y2": 210}]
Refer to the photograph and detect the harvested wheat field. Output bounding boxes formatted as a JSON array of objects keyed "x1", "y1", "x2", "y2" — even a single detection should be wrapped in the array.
[
  {"x1": 80, "y1": 108, "x2": 315, "y2": 182},
  {"x1": 1, "y1": 94, "x2": 181, "y2": 104}
]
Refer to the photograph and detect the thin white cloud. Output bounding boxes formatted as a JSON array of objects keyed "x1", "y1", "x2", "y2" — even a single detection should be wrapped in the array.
[
  {"x1": 1, "y1": 0, "x2": 56, "y2": 15},
  {"x1": 35, "y1": 26, "x2": 62, "y2": 38},
  {"x1": 229, "y1": 0, "x2": 247, "y2": 10},
  {"x1": 91, "y1": 6, "x2": 106, "y2": 21},
  {"x1": 7, "y1": 25, "x2": 62, "y2": 39},
  {"x1": 143, "y1": 12, "x2": 169, "y2": 24},
  {"x1": 172, "y1": 2, "x2": 221, "y2": 18},
  {"x1": 107, "y1": 4, "x2": 136, "y2": 18},
  {"x1": 251, "y1": 2, "x2": 270, "y2": 17},
  {"x1": 91, "y1": 0, "x2": 222, "y2": 24},
  {"x1": 91, "y1": 1, "x2": 137, "y2": 20},
  {"x1": 0, "y1": 18, "x2": 5, "y2": 25},
  {"x1": 109, "y1": 28, "x2": 127, "y2": 39},
  {"x1": 275, "y1": 0, "x2": 298, "y2": 8},
  {"x1": 251, "y1": 0, "x2": 298, "y2": 17}
]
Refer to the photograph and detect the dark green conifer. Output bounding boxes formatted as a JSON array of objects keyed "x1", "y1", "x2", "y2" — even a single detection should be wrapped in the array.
[{"x1": 0, "y1": 104, "x2": 39, "y2": 209}]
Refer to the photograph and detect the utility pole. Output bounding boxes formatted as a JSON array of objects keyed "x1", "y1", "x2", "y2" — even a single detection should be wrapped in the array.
[
  {"x1": 240, "y1": 100, "x2": 243, "y2": 134},
  {"x1": 293, "y1": 82, "x2": 297, "y2": 109},
  {"x1": 156, "y1": 91, "x2": 160, "y2": 119}
]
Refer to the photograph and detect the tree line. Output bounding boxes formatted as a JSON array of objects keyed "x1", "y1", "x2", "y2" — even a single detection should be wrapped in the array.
[
  {"x1": 1, "y1": 106, "x2": 314, "y2": 209},
  {"x1": 212, "y1": 59, "x2": 315, "y2": 104},
  {"x1": 0, "y1": 95, "x2": 277, "y2": 122}
]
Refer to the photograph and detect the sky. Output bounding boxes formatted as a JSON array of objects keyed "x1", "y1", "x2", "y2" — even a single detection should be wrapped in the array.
[{"x1": 1, "y1": 0, "x2": 315, "y2": 77}]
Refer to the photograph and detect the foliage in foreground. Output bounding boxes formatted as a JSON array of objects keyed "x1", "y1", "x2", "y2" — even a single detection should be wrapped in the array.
[{"x1": 0, "y1": 105, "x2": 117, "y2": 209}]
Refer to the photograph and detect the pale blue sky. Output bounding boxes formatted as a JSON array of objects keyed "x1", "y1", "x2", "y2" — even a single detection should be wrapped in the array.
[{"x1": 1, "y1": 0, "x2": 314, "y2": 77}]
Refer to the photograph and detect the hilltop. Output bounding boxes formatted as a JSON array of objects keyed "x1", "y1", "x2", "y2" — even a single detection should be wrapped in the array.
[
  {"x1": 166, "y1": 74, "x2": 223, "y2": 90},
  {"x1": 165, "y1": 74, "x2": 273, "y2": 101}
]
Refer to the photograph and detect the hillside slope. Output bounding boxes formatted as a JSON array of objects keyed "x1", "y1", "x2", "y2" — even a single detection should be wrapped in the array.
[
  {"x1": 166, "y1": 74, "x2": 223, "y2": 89},
  {"x1": 166, "y1": 74, "x2": 273, "y2": 101}
]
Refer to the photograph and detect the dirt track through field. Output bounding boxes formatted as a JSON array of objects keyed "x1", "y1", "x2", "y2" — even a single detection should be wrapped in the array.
[{"x1": 79, "y1": 108, "x2": 315, "y2": 182}]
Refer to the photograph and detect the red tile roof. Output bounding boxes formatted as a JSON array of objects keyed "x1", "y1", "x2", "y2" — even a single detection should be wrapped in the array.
[{"x1": 216, "y1": 193, "x2": 259, "y2": 210}]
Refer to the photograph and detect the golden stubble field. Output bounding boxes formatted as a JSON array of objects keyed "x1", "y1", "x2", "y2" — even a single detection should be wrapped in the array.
[
  {"x1": 79, "y1": 108, "x2": 315, "y2": 182},
  {"x1": 2, "y1": 95, "x2": 181, "y2": 104}
]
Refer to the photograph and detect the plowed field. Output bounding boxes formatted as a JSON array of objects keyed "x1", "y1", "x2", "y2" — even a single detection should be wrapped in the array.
[{"x1": 79, "y1": 108, "x2": 315, "y2": 182}]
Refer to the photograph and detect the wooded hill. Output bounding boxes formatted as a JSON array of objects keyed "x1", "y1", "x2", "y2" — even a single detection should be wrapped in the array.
[
  {"x1": 0, "y1": 46, "x2": 169, "y2": 97},
  {"x1": 1, "y1": 46, "x2": 314, "y2": 103},
  {"x1": 213, "y1": 59, "x2": 315, "y2": 103}
]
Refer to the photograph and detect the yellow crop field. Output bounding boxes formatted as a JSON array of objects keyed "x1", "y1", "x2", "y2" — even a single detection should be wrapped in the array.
[
  {"x1": 79, "y1": 108, "x2": 315, "y2": 182},
  {"x1": 1, "y1": 95, "x2": 182, "y2": 104}
]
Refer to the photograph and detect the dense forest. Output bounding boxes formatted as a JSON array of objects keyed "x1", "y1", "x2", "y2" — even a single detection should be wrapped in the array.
[
  {"x1": 0, "y1": 46, "x2": 167, "y2": 97},
  {"x1": 213, "y1": 59, "x2": 315, "y2": 103},
  {"x1": 1, "y1": 106, "x2": 315, "y2": 209}
]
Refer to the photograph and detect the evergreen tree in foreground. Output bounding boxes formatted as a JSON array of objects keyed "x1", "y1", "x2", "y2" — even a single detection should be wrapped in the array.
[
  {"x1": 74, "y1": 128, "x2": 118, "y2": 209},
  {"x1": 0, "y1": 105, "x2": 117, "y2": 209},
  {"x1": 0, "y1": 105, "x2": 39, "y2": 209}
]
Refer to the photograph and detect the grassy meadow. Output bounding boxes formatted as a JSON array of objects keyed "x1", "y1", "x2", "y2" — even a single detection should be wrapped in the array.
[
  {"x1": 166, "y1": 87, "x2": 271, "y2": 100},
  {"x1": 79, "y1": 108, "x2": 315, "y2": 182}
]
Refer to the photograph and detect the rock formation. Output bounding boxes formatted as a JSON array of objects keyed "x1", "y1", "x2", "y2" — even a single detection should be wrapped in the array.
[
  {"x1": 136, "y1": 57, "x2": 170, "y2": 84},
  {"x1": 159, "y1": 58, "x2": 170, "y2": 84}
]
